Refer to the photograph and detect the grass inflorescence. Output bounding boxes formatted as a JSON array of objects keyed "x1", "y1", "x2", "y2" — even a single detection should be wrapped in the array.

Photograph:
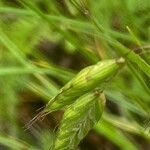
[{"x1": 0, "y1": 0, "x2": 150, "y2": 150}]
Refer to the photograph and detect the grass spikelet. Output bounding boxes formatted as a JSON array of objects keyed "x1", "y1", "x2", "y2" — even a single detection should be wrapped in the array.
[
  {"x1": 45, "y1": 58, "x2": 124, "y2": 111},
  {"x1": 27, "y1": 58, "x2": 125, "y2": 127},
  {"x1": 53, "y1": 89, "x2": 106, "y2": 150}
]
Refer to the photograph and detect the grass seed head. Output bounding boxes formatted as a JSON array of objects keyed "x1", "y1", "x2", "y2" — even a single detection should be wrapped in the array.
[
  {"x1": 45, "y1": 58, "x2": 124, "y2": 112},
  {"x1": 53, "y1": 90, "x2": 106, "y2": 150},
  {"x1": 27, "y1": 58, "x2": 124, "y2": 127}
]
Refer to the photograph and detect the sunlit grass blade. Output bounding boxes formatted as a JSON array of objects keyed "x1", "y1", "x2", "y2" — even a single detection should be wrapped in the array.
[{"x1": 0, "y1": 67, "x2": 56, "y2": 75}]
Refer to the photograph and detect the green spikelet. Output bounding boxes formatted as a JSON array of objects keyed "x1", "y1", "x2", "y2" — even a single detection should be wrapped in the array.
[
  {"x1": 45, "y1": 58, "x2": 124, "y2": 112},
  {"x1": 27, "y1": 58, "x2": 124, "y2": 128},
  {"x1": 53, "y1": 89, "x2": 106, "y2": 150}
]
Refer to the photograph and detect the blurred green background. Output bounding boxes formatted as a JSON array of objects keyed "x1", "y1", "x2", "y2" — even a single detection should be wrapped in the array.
[{"x1": 0, "y1": 0, "x2": 150, "y2": 150}]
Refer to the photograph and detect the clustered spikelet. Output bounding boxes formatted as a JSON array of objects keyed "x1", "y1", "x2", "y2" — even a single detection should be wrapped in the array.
[
  {"x1": 27, "y1": 58, "x2": 125, "y2": 149},
  {"x1": 28, "y1": 58, "x2": 124, "y2": 126},
  {"x1": 53, "y1": 90, "x2": 106, "y2": 150},
  {"x1": 44, "y1": 58, "x2": 125, "y2": 113}
]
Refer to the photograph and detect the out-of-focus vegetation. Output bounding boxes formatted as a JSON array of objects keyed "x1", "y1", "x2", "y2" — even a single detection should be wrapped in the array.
[{"x1": 0, "y1": 0, "x2": 150, "y2": 150}]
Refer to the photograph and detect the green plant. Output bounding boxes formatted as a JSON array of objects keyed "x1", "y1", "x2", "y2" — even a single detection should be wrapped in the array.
[
  {"x1": 0, "y1": 0, "x2": 150, "y2": 150},
  {"x1": 54, "y1": 90, "x2": 105, "y2": 150},
  {"x1": 25, "y1": 57, "x2": 125, "y2": 149},
  {"x1": 27, "y1": 58, "x2": 125, "y2": 127}
]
